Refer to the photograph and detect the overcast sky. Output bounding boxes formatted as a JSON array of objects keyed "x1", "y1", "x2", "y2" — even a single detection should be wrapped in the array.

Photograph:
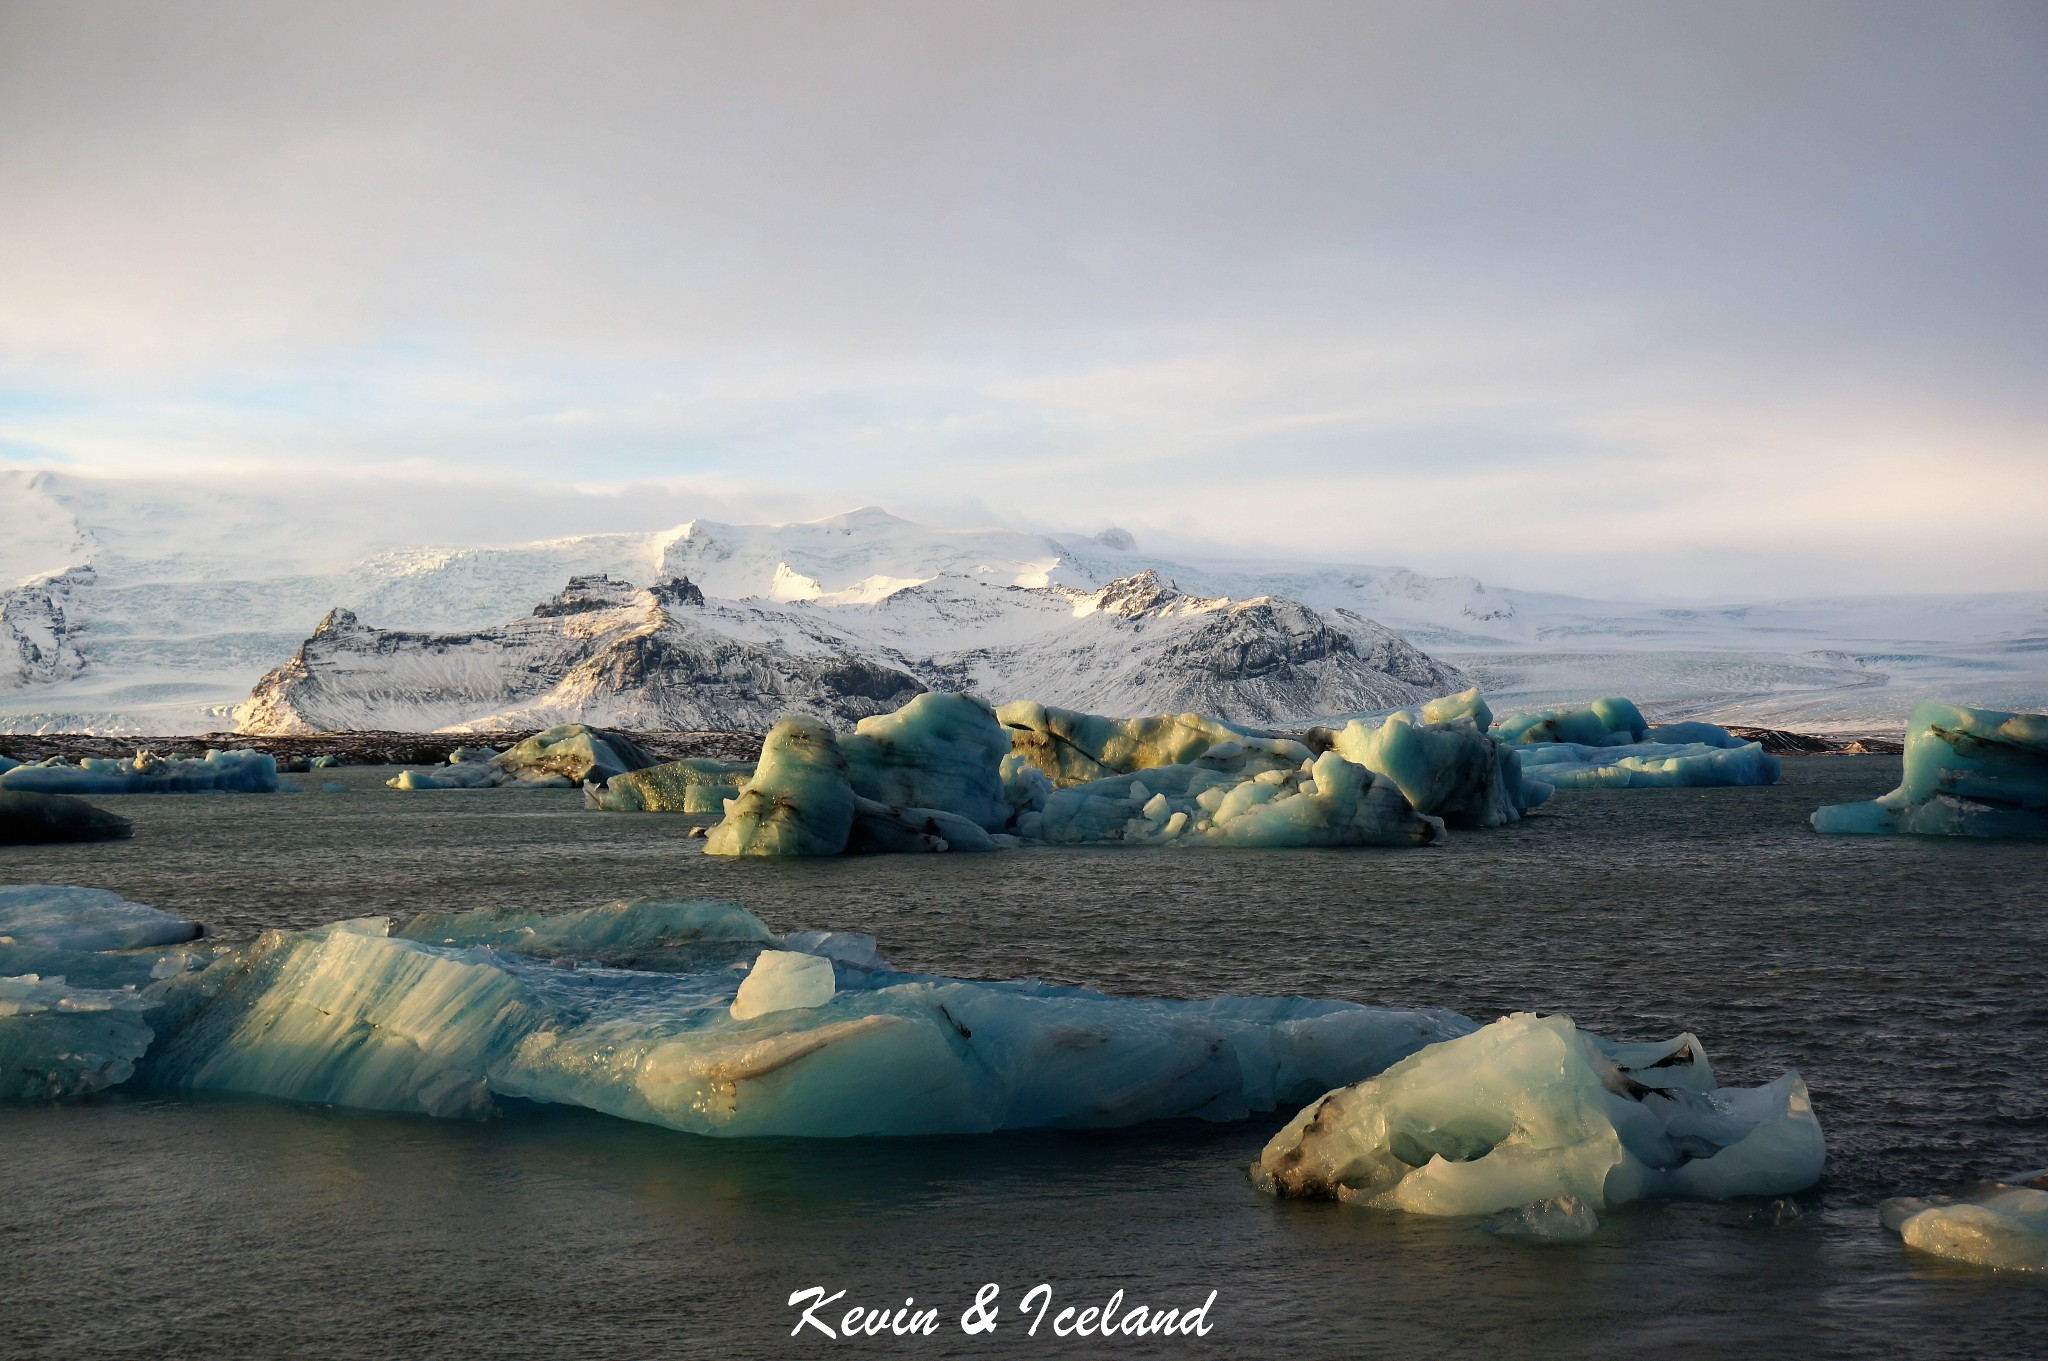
[{"x1": 2, "y1": 0, "x2": 2045, "y2": 596}]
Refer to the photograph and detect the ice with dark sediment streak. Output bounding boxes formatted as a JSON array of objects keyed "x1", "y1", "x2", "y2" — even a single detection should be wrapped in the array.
[
  {"x1": 1252, "y1": 1013, "x2": 1825, "y2": 1235},
  {"x1": 1880, "y1": 1172, "x2": 2048, "y2": 1271},
  {"x1": 391, "y1": 724, "x2": 656, "y2": 791},
  {"x1": 997, "y1": 701, "x2": 1312, "y2": 787},
  {"x1": 0, "y1": 749, "x2": 279, "y2": 795},
  {"x1": 1813, "y1": 702, "x2": 2048, "y2": 838},
  {"x1": 586, "y1": 757, "x2": 753, "y2": 814},
  {"x1": 3, "y1": 887, "x2": 1473, "y2": 1135}
]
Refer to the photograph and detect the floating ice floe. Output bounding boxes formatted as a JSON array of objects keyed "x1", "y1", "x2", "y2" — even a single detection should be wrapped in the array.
[
  {"x1": 0, "y1": 790, "x2": 133, "y2": 843},
  {"x1": 1880, "y1": 1173, "x2": 2048, "y2": 1271},
  {"x1": 1251, "y1": 1013, "x2": 1825, "y2": 1236},
  {"x1": 586, "y1": 757, "x2": 755, "y2": 813},
  {"x1": 1327, "y1": 687, "x2": 1550, "y2": 827},
  {"x1": 1813, "y1": 702, "x2": 2048, "y2": 838},
  {"x1": 1, "y1": 886, "x2": 1474, "y2": 1135},
  {"x1": 1486, "y1": 697, "x2": 1778, "y2": 789},
  {"x1": 844, "y1": 693, "x2": 1013, "y2": 831},
  {"x1": 0, "y1": 885, "x2": 202, "y2": 951},
  {"x1": 0, "y1": 749, "x2": 279, "y2": 795},
  {"x1": 390, "y1": 723, "x2": 656, "y2": 791}
]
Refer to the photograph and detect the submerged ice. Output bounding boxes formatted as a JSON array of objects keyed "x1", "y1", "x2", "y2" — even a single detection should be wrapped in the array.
[
  {"x1": 1251, "y1": 1013, "x2": 1825, "y2": 1232},
  {"x1": 2, "y1": 886, "x2": 1476, "y2": 1137},
  {"x1": 1813, "y1": 702, "x2": 2048, "y2": 838}
]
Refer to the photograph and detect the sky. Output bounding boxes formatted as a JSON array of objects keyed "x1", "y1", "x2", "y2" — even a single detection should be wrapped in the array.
[{"x1": 2, "y1": 0, "x2": 2045, "y2": 597}]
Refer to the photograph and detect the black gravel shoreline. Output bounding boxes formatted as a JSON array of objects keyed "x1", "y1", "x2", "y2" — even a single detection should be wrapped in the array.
[
  {"x1": 0, "y1": 729, "x2": 765, "y2": 767},
  {"x1": 0, "y1": 722, "x2": 1895, "y2": 767}
]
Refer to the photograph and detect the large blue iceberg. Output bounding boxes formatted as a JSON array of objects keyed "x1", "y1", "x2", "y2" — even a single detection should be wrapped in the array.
[
  {"x1": 0, "y1": 749, "x2": 279, "y2": 795},
  {"x1": 1327, "y1": 688, "x2": 1550, "y2": 827},
  {"x1": 1251, "y1": 1011, "x2": 1826, "y2": 1237},
  {"x1": 1813, "y1": 702, "x2": 2048, "y2": 838},
  {"x1": 2, "y1": 887, "x2": 1473, "y2": 1136}
]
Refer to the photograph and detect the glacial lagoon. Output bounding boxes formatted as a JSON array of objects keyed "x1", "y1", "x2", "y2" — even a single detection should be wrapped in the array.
[{"x1": 4, "y1": 757, "x2": 2046, "y2": 1359}]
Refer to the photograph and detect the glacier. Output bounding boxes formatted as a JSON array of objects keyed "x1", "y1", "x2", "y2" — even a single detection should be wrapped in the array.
[
  {"x1": 1251, "y1": 1012, "x2": 1825, "y2": 1233},
  {"x1": 6, "y1": 475, "x2": 2043, "y2": 738},
  {"x1": 0, "y1": 748, "x2": 279, "y2": 795},
  {"x1": 2, "y1": 885, "x2": 1476, "y2": 1137},
  {"x1": 1813, "y1": 702, "x2": 2048, "y2": 838},
  {"x1": 0, "y1": 789, "x2": 133, "y2": 843},
  {"x1": 1880, "y1": 1173, "x2": 2048, "y2": 1272}
]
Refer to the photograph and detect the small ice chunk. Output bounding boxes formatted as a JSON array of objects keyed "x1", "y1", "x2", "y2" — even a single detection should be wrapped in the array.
[
  {"x1": 1880, "y1": 1172, "x2": 2048, "y2": 1271},
  {"x1": 1484, "y1": 1195, "x2": 1601, "y2": 1242},
  {"x1": 730, "y1": 950, "x2": 837, "y2": 1020}
]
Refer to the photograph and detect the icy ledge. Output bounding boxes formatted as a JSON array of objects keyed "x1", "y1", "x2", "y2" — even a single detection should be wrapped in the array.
[{"x1": 1251, "y1": 1012, "x2": 1825, "y2": 1239}]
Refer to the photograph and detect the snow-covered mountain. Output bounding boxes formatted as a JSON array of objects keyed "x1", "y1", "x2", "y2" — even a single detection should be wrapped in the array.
[
  {"x1": 3, "y1": 469, "x2": 2043, "y2": 735},
  {"x1": 237, "y1": 569, "x2": 1461, "y2": 733}
]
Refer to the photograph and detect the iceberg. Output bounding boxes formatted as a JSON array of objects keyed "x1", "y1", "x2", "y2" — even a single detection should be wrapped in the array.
[
  {"x1": 63, "y1": 893, "x2": 1474, "y2": 1135},
  {"x1": 704, "y1": 716, "x2": 859, "y2": 856},
  {"x1": 390, "y1": 723, "x2": 657, "y2": 791},
  {"x1": 998, "y1": 701, "x2": 1312, "y2": 787},
  {"x1": 0, "y1": 749, "x2": 279, "y2": 795},
  {"x1": 0, "y1": 790, "x2": 133, "y2": 843},
  {"x1": 1251, "y1": 1013, "x2": 1825, "y2": 1232},
  {"x1": 1880, "y1": 1173, "x2": 2048, "y2": 1272},
  {"x1": 1512, "y1": 739, "x2": 1781, "y2": 789},
  {"x1": 0, "y1": 885, "x2": 201, "y2": 951},
  {"x1": 705, "y1": 715, "x2": 1002, "y2": 856},
  {"x1": 1475, "y1": 694, "x2": 1778, "y2": 789},
  {"x1": 1028, "y1": 751, "x2": 1444, "y2": 848},
  {"x1": 1813, "y1": 702, "x2": 2048, "y2": 838},
  {"x1": 586, "y1": 757, "x2": 754, "y2": 813},
  {"x1": 1329, "y1": 690, "x2": 1548, "y2": 827},
  {"x1": 842, "y1": 692, "x2": 1012, "y2": 831},
  {"x1": 494, "y1": 724, "x2": 656, "y2": 784},
  {"x1": 1491, "y1": 698, "x2": 1649, "y2": 747}
]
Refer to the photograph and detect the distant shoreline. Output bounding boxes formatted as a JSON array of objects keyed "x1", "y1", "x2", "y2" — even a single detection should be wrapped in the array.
[{"x1": 0, "y1": 723, "x2": 1901, "y2": 766}]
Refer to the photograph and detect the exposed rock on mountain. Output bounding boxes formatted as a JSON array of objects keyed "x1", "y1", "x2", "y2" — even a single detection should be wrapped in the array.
[
  {"x1": 0, "y1": 566, "x2": 89, "y2": 691},
  {"x1": 236, "y1": 569, "x2": 1463, "y2": 734},
  {"x1": 237, "y1": 576, "x2": 927, "y2": 735}
]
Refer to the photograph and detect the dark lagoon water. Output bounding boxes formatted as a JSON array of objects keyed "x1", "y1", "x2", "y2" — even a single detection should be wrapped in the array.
[{"x1": 3, "y1": 756, "x2": 2045, "y2": 1360}]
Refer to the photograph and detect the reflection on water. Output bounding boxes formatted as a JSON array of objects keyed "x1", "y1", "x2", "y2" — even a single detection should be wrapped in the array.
[{"x1": 3, "y1": 757, "x2": 2045, "y2": 1358}]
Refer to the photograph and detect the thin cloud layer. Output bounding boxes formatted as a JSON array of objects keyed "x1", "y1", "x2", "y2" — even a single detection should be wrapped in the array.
[{"x1": 2, "y1": 1, "x2": 2044, "y2": 595}]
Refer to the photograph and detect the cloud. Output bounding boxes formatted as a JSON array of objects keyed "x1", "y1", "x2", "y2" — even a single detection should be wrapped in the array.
[{"x1": 1, "y1": 0, "x2": 2044, "y2": 595}]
